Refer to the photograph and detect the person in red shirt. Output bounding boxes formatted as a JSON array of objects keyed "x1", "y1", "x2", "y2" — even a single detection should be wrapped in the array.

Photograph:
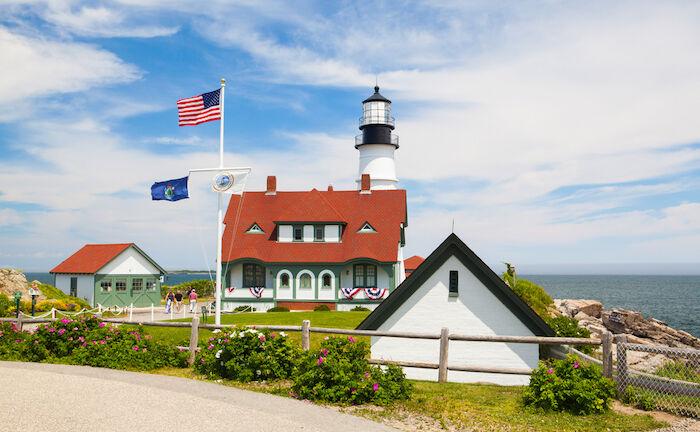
[{"x1": 188, "y1": 288, "x2": 198, "y2": 313}]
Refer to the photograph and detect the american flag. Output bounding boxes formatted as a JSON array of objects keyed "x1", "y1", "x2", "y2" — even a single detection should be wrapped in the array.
[{"x1": 177, "y1": 89, "x2": 221, "y2": 126}]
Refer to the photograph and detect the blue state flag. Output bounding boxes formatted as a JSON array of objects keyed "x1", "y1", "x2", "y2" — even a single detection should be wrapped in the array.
[{"x1": 151, "y1": 176, "x2": 189, "y2": 201}]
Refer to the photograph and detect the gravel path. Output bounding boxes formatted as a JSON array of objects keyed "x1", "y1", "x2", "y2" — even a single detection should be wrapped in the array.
[{"x1": 0, "y1": 361, "x2": 401, "y2": 432}]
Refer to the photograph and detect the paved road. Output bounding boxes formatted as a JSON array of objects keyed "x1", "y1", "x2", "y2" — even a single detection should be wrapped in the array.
[{"x1": 1, "y1": 361, "x2": 400, "y2": 432}]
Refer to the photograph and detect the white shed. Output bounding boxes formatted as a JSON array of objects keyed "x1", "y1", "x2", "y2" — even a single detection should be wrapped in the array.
[{"x1": 356, "y1": 234, "x2": 553, "y2": 385}]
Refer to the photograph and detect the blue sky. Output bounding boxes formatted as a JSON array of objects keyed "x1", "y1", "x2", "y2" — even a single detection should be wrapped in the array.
[{"x1": 1, "y1": 1, "x2": 700, "y2": 274}]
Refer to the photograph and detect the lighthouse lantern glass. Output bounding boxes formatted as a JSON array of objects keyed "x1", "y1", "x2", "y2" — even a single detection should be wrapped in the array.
[{"x1": 363, "y1": 101, "x2": 390, "y2": 125}]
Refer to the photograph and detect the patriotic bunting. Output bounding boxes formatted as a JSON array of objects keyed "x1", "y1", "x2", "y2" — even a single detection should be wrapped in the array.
[
  {"x1": 364, "y1": 287, "x2": 386, "y2": 300},
  {"x1": 340, "y1": 287, "x2": 362, "y2": 299},
  {"x1": 249, "y1": 286, "x2": 265, "y2": 298}
]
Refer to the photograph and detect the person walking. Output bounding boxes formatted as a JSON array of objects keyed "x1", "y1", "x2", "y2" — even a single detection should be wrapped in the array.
[
  {"x1": 174, "y1": 290, "x2": 183, "y2": 312},
  {"x1": 188, "y1": 288, "x2": 198, "y2": 313},
  {"x1": 165, "y1": 290, "x2": 175, "y2": 313}
]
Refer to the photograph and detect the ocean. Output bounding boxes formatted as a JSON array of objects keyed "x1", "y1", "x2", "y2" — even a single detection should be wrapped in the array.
[
  {"x1": 23, "y1": 272, "x2": 698, "y2": 337},
  {"x1": 523, "y1": 275, "x2": 699, "y2": 338}
]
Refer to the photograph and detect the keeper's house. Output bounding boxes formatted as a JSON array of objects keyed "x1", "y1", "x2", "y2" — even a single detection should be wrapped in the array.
[
  {"x1": 357, "y1": 234, "x2": 553, "y2": 385},
  {"x1": 220, "y1": 86, "x2": 409, "y2": 312},
  {"x1": 50, "y1": 243, "x2": 165, "y2": 307},
  {"x1": 220, "y1": 177, "x2": 407, "y2": 311}
]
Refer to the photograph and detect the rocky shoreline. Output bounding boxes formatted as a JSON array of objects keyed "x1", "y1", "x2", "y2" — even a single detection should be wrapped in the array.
[{"x1": 554, "y1": 299, "x2": 700, "y2": 371}]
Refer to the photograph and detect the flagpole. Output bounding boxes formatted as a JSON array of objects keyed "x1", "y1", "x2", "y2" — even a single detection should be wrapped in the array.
[{"x1": 215, "y1": 78, "x2": 225, "y2": 326}]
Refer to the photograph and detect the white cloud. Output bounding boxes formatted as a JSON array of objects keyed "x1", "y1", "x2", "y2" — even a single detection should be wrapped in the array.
[{"x1": 0, "y1": 26, "x2": 141, "y2": 106}]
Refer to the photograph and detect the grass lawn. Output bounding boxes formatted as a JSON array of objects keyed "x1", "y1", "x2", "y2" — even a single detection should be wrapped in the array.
[
  {"x1": 152, "y1": 368, "x2": 666, "y2": 432},
  {"x1": 162, "y1": 310, "x2": 372, "y2": 350}
]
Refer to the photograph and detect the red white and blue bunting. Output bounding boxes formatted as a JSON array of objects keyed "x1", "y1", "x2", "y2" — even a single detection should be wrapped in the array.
[
  {"x1": 226, "y1": 286, "x2": 235, "y2": 294},
  {"x1": 249, "y1": 286, "x2": 265, "y2": 298},
  {"x1": 340, "y1": 287, "x2": 362, "y2": 299},
  {"x1": 364, "y1": 288, "x2": 386, "y2": 300}
]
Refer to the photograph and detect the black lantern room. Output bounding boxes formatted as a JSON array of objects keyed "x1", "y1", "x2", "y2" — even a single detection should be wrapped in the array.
[{"x1": 356, "y1": 86, "x2": 399, "y2": 148}]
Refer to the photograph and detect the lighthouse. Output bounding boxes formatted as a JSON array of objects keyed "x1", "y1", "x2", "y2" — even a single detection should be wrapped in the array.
[{"x1": 355, "y1": 86, "x2": 399, "y2": 190}]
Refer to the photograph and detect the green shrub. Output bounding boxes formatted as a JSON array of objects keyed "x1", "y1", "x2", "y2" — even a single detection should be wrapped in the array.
[
  {"x1": 0, "y1": 317, "x2": 187, "y2": 370},
  {"x1": 655, "y1": 360, "x2": 700, "y2": 383},
  {"x1": 267, "y1": 306, "x2": 290, "y2": 313},
  {"x1": 524, "y1": 355, "x2": 615, "y2": 415},
  {"x1": 291, "y1": 336, "x2": 412, "y2": 404},
  {"x1": 350, "y1": 306, "x2": 370, "y2": 312},
  {"x1": 622, "y1": 386, "x2": 655, "y2": 411},
  {"x1": 0, "y1": 293, "x2": 10, "y2": 317},
  {"x1": 546, "y1": 316, "x2": 593, "y2": 354},
  {"x1": 234, "y1": 305, "x2": 254, "y2": 312},
  {"x1": 194, "y1": 327, "x2": 298, "y2": 382},
  {"x1": 30, "y1": 282, "x2": 90, "y2": 310},
  {"x1": 313, "y1": 304, "x2": 331, "y2": 311},
  {"x1": 502, "y1": 271, "x2": 553, "y2": 319}
]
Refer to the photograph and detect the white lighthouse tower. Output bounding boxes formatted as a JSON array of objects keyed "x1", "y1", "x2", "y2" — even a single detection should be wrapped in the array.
[{"x1": 355, "y1": 86, "x2": 399, "y2": 190}]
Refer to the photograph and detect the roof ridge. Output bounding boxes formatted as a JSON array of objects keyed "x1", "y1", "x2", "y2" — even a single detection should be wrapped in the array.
[{"x1": 312, "y1": 188, "x2": 344, "y2": 221}]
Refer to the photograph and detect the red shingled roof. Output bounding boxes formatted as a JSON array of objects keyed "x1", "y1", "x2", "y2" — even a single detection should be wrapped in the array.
[
  {"x1": 222, "y1": 189, "x2": 407, "y2": 263},
  {"x1": 50, "y1": 244, "x2": 132, "y2": 274},
  {"x1": 404, "y1": 255, "x2": 425, "y2": 270}
]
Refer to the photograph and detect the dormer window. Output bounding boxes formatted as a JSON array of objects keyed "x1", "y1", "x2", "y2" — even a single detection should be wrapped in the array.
[
  {"x1": 246, "y1": 223, "x2": 264, "y2": 234},
  {"x1": 293, "y1": 226, "x2": 303, "y2": 242},
  {"x1": 357, "y1": 222, "x2": 376, "y2": 233},
  {"x1": 314, "y1": 225, "x2": 324, "y2": 242}
]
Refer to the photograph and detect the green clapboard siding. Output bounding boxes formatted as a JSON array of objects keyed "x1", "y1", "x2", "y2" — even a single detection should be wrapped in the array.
[{"x1": 94, "y1": 274, "x2": 162, "y2": 307}]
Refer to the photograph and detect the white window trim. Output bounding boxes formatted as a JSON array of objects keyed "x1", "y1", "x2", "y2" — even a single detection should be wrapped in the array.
[
  {"x1": 276, "y1": 269, "x2": 293, "y2": 289},
  {"x1": 295, "y1": 270, "x2": 315, "y2": 291},
  {"x1": 318, "y1": 270, "x2": 335, "y2": 291}
]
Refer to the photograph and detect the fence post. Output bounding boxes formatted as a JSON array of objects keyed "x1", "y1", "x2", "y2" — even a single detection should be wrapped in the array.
[
  {"x1": 170, "y1": 306, "x2": 174, "y2": 321},
  {"x1": 602, "y1": 331, "x2": 613, "y2": 378},
  {"x1": 51, "y1": 308, "x2": 56, "y2": 319},
  {"x1": 17, "y1": 313, "x2": 23, "y2": 332},
  {"x1": 615, "y1": 334, "x2": 628, "y2": 396},
  {"x1": 129, "y1": 303, "x2": 133, "y2": 321},
  {"x1": 95, "y1": 312, "x2": 102, "y2": 320},
  {"x1": 438, "y1": 327, "x2": 449, "y2": 383},
  {"x1": 301, "y1": 320, "x2": 310, "y2": 351},
  {"x1": 189, "y1": 316, "x2": 199, "y2": 366},
  {"x1": 98, "y1": 304, "x2": 102, "y2": 313},
  {"x1": 151, "y1": 304, "x2": 154, "y2": 322}
]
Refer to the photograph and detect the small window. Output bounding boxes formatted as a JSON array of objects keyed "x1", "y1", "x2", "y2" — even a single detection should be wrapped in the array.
[
  {"x1": 280, "y1": 273, "x2": 290, "y2": 288},
  {"x1": 449, "y1": 271, "x2": 459, "y2": 297},
  {"x1": 70, "y1": 277, "x2": 78, "y2": 297},
  {"x1": 115, "y1": 278, "x2": 127, "y2": 292},
  {"x1": 357, "y1": 222, "x2": 376, "y2": 233},
  {"x1": 132, "y1": 278, "x2": 143, "y2": 291},
  {"x1": 315, "y1": 225, "x2": 324, "y2": 242},
  {"x1": 293, "y1": 226, "x2": 303, "y2": 242},
  {"x1": 146, "y1": 279, "x2": 157, "y2": 291},
  {"x1": 299, "y1": 274, "x2": 311, "y2": 289},
  {"x1": 322, "y1": 274, "x2": 332, "y2": 288},
  {"x1": 100, "y1": 279, "x2": 112, "y2": 292},
  {"x1": 246, "y1": 223, "x2": 265, "y2": 234},
  {"x1": 243, "y1": 263, "x2": 266, "y2": 287}
]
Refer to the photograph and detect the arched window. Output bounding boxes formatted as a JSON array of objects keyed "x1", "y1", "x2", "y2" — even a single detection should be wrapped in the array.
[
  {"x1": 280, "y1": 273, "x2": 290, "y2": 288},
  {"x1": 299, "y1": 274, "x2": 311, "y2": 289},
  {"x1": 322, "y1": 274, "x2": 331, "y2": 288}
]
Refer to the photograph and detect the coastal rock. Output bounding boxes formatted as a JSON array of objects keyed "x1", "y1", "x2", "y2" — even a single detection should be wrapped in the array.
[
  {"x1": 555, "y1": 299, "x2": 700, "y2": 372},
  {"x1": 0, "y1": 269, "x2": 47, "y2": 301},
  {"x1": 554, "y1": 299, "x2": 603, "y2": 319}
]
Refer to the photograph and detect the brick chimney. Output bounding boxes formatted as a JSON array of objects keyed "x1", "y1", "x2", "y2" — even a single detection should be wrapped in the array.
[
  {"x1": 266, "y1": 176, "x2": 276, "y2": 195},
  {"x1": 360, "y1": 174, "x2": 371, "y2": 194},
  {"x1": 327, "y1": 185, "x2": 334, "y2": 191}
]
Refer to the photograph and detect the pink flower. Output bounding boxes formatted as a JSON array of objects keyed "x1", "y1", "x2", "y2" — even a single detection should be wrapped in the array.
[
  {"x1": 73, "y1": 327, "x2": 78, "y2": 331},
  {"x1": 547, "y1": 369, "x2": 553, "y2": 374},
  {"x1": 373, "y1": 382, "x2": 379, "y2": 391},
  {"x1": 324, "y1": 337, "x2": 329, "y2": 340},
  {"x1": 364, "y1": 372, "x2": 370, "y2": 377},
  {"x1": 360, "y1": 378, "x2": 364, "y2": 382},
  {"x1": 58, "y1": 329, "x2": 65, "y2": 335},
  {"x1": 82, "y1": 342, "x2": 88, "y2": 346},
  {"x1": 574, "y1": 361, "x2": 579, "y2": 369},
  {"x1": 224, "y1": 338, "x2": 229, "y2": 342},
  {"x1": 14, "y1": 340, "x2": 19, "y2": 343},
  {"x1": 349, "y1": 336, "x2": 355, "y2": 343},
  {"x1": 108, "y1": 328, "x2": 114, "y2": 332},
  {"x1": 259, "y1": 335, "x2": 265, "y2": 341},
  {"x1": 208, "y1": 345, "x2": 213, "y2": 350},
  {"x1": 270, "y1": 334, "x2": 276, "y2": 338},
  {"x1": 34, "y1": 340, "x2": 39, "y2": 344},
  {"x1": 318, "y1": 357, "x2": 324, "y2": 366},
  {"x1": 100, "y1": 340, "x2": 106, "y2": 344},
  {"x1": 323, "y1": 349, "x2": 328, "y2": 356},
  {"x1": 68, "y1": 337, "x2": 73, "y2": 341},
  {"x1": 132, "y1": 346, "x2": 139, "y2": 351},
  {"x1": 48, "y1": 328, "x2": 55, "y2": 332},
  {"x1": 61, "y1": 318, "x2": 70, "y2": 324},
  {"x1": 99, "y1": 322, "x2": 106, "y2": 328}
]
